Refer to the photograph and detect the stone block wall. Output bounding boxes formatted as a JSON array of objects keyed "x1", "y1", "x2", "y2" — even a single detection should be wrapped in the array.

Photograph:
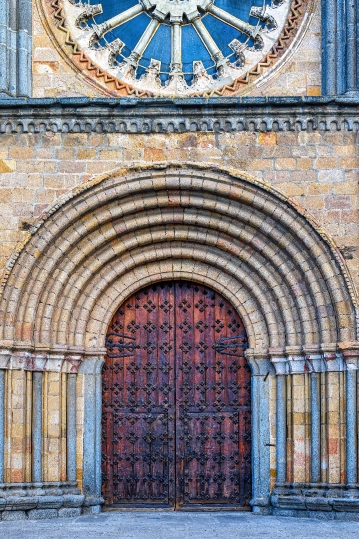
[
  {"x1": 2, "y1": 368, "x2": 84, "y2": 488},
  {"x1": 0, "y1": 99, "x2": 358, "y2": 519},
  {"x1": 0, "y1": 127, "x2": 358, "y2": 293}
]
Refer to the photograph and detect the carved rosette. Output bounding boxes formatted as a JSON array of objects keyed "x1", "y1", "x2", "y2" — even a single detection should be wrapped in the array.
[{"x1": 41, "y1": 0, "x2": 312, "y2": 97}]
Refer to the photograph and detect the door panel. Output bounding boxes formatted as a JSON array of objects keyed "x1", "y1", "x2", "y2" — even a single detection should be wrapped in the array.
[{"x1": 102, "y1": 281, "x2": 251, "y2": 510}]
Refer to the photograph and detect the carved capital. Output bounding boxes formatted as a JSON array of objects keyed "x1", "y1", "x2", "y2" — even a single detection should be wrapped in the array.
[
  {"x1": 268, "y1": 347, "x2": 287, "y2": 375},
  {"x1": 285, "y1": 346, "x2": 306, "y2": 374},
  {"x1": 303, "y1": 346, "x2": 324, "y2": 373},
  {"x1": 338, "y1": 342, "x2": 359, "y2": 371},
  {"x1": 0, "y1": 348, "x2": 84, "y2": 373}
]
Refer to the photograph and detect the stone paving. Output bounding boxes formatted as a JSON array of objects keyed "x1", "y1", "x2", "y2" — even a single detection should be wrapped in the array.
[{"x1": 1, "y1": 511, "x2": 359, "y2": 539}]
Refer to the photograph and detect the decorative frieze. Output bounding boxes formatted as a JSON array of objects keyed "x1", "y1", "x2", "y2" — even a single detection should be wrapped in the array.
[
  {"x1": 0, "y1": 351, "x2": 83, "y2": 373},
  {"x1": 269, "y1": 345, "x2": 359, "y2": 374},
  {"x1": 0, "y1": 97, "x2": 358, "y2": 135}
]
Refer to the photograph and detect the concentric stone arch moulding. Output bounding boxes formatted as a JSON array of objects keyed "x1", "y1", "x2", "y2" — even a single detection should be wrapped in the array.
[
  {"x1": 0, "y1": 163, "x2": 358, "y2": 369},
  {"x1": 38, "y1": 0, "x2": 314, "y2": 97}
]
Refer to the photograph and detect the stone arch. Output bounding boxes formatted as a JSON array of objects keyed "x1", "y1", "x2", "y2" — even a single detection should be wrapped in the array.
[{"x1": 0, "y1": 163, "x2": 357, "y2": 359}]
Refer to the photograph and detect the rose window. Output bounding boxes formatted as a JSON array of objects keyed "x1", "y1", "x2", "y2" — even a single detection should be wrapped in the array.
[{"x1": 63, "y1": 0, "x2": 292, "y2": 95}]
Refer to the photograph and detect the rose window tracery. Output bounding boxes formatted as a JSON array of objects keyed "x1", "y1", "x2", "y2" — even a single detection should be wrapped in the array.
[{"x1": 62, "y1": 0, "x2": 292, "y2": 96}]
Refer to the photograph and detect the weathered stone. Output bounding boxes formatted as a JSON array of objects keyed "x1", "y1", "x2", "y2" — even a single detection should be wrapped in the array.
[
  {"x1": 1, "y1": 510, "x2": 27, "y2": 521},
  {"x1": 5, "y1": 497, "x2": 38, "y2": 511},
  {"x1": 58, "y1": 508, "x2": 82, "y2": 518},
  {"x1": 332, "y1": 499, "x2": 359, "y2": 512},
  {"x1": 62, "y1": 495, "x2": 85, "y2": 508},
  {"x1": 27, "y1": 509, "x2": 58, "y2": 520},
  {"x1": 37, "y1": 496, "x2": 64, "y2": 509},
  {"x1": 305, "y1": 498, "x2": 332, "y2": 511},
  {"x1": 0, "y1": 0, "x2": 357, "y2": 522}
]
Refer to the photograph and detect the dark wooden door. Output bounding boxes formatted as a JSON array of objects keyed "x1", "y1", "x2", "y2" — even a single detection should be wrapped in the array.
[{"x1": 102, "y1": 281, "x2": 251, "y2": 510}]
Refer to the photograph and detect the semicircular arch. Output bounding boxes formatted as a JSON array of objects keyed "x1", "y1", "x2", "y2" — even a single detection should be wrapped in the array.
[{"x1": 0, "y1": 163, "x2": 357, "y2": 358}]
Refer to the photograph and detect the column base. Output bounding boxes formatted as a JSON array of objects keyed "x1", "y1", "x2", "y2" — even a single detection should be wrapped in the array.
[
  {"x1": 250, "y1": 497, "x2": 271, "y2": 515},
  {"x1": 0, "y1": 481, "x2": 86, "y2": 520},
  {"x1": 270, "y1": 482, "x2": 359, "y2": 520}
]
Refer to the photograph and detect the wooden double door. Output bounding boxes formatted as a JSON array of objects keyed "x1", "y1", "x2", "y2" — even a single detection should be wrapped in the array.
[{"x1": 102, "y1": 281, "x2": 251, "y2": 510}]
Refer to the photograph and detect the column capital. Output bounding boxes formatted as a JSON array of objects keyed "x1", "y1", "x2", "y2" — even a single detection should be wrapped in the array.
[
  {"x1": 0, "y1": 348, "x2": 84, "y2": 373},
  {"x1": 339, "y1": 342, "x2": 359, "y2": 370},
  {"x1": 245, "y1": 348, "x2": 274, "y2": 376},
  {"x1": 268, "y1": 348, "x2": 287, "y2": 375},
  {"x1": 303, "y1": 346, "x2": 324, "y2": 373},
  {"x1": 285, "y1": 346, "x2": 306, "y2": 374}
]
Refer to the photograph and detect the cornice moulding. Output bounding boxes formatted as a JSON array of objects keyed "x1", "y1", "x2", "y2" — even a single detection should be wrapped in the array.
[{"x1": 0, "y1": 96, "x2": 357, "y2": 134}]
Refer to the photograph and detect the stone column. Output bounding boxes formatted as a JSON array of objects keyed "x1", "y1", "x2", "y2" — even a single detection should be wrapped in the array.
[
  {"x1": 32, "y1": 372, "x2": 43, "y2": 483},
  {"x1": 79, "y1": 356, "x2": 105, "y2": 514},
  {"x1": 322, "y1": 0, "x2": 359, "y2": 95},
  {"x1": 0, "y1": 0, "x2": 32, "y2": 97},
  {"x1": 67, "y1": 373, "x2": 77, "y2": 482},
  {"x1": 341, "y1": 345, "x2": 359, "y2": 485},
  {"x1": 345, "y1": 0, "x2": 358, "y2": 94},
  {"x1": 270, "y1": 352, "x2": 288, "y2": 484},
  {"x1": 0, "y1": 369, "x2": 5, "y2": 483},
  {"x1": 304, "y1": 350, "x2": 325, "y2": 483},
  {"x1": 310, "y1": 372, "x2": 321, "y2": 482},
  {"x1": 246, "y1": 350, "x2": 274, "y2": 514}
]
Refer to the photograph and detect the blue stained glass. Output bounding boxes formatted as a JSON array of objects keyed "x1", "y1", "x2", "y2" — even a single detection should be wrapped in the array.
[
  {"x1": 89, "y1": 0, "x2": 272, "y2": 80},
  {"x1": 182, "y1": 24, "x2": 212, "y2": 73},
  {"x1": 141, "y1": 24, "x2": 171, "y2": 70},
  {"x1": 201, "y1": 13, "x2": 243, "y2": 56},
  {"x1": 106, "y1": 13, "x2": 151, "y2": 56},
  {"x1": 94, "y1": 0, "x2": 139, "y2": 24}
]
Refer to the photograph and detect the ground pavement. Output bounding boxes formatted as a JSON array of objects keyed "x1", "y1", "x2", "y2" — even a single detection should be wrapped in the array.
[{"x1": 1, "y1": 511, "x2": 359, "y2": 538}]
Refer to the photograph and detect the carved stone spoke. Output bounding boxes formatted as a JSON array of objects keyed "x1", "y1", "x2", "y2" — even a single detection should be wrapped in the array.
[{"x1": 65, "y1": 0, "x2": 288, "y2": 96}]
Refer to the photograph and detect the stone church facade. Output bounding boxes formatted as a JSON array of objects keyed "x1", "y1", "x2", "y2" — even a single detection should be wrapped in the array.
[{"x1": 0, "y1": 0, "x2": 358, "y2": 522}]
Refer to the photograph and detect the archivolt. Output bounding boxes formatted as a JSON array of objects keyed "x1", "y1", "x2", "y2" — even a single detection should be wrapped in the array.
[{"x1": 0, "y1": 163, "x2": 357, "y2": 355}]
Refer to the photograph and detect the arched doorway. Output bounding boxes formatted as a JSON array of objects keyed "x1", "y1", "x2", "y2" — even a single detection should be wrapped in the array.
[{"x1": 102, "y1": 280, "x2": 252, "y2": 510}]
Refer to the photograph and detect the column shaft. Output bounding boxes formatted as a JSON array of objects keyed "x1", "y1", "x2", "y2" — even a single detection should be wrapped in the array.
[
  {"x1": 310, "y1": 373, "x2": 321, "y2": 482},
  {"x1": 345, "y1": 0, "x2": 358, "y2": 91},
  {"x1": 0, "y1": 0, "x2": 32, "y2": 97},
  {"x1": 346, "y1": 369, "x2": 357, "y2": 484},
  {"x1": 276, "y1": 375, "x2": 287, "y2": 483},
  {"x1": 322, "y1": 0, "x2": 358, "y2": 94},
  {"x1": 32, "y1": 372, "x2": 43, "y2": 483},
  {"x1": 251, "y1": 372, "x2": 271, "y2": 512},
  {"x1": 0, "y1": 370, "x2": 5, "y2": 482},
  {"x1": 67, "y1": 373, "x2": 77, "y2": 482},
  {"x1": 322, "y1": 0, "x2": 338, "y2": 94}
]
